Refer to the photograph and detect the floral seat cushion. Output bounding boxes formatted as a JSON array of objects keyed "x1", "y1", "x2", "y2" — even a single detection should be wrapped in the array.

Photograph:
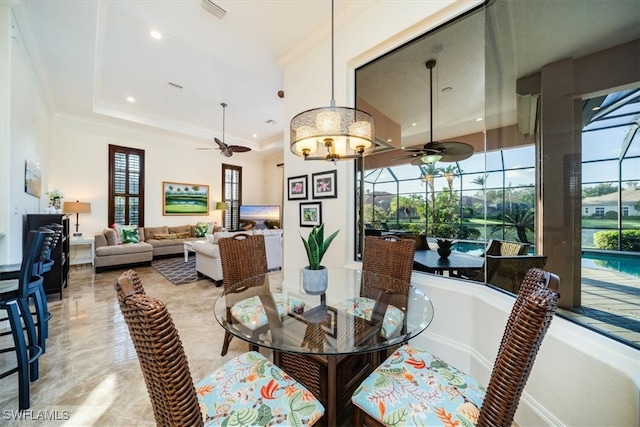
[
  {"x1": 351, "y1": 344, "x2": 486, "y2": 426},
  {"x1": 197, "y1": 351, "x2": 324, "y2": 426},
  {"x1": 230, "y1": 294, "x2": 305, "y2": 330},
  {"x1": 334, "y1": 297, "x2": 404, "y2": 338}
]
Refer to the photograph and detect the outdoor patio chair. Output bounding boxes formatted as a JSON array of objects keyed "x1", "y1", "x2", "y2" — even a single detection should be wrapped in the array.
[
  {"x1": 485, "y1": 254, "x2": 548, "y2": 294},
  {"x1": 352, "y1": 268, "x2": 559, "y2": 427}
]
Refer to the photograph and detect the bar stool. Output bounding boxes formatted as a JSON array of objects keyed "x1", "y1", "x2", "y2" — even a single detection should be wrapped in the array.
[{"x1": 0, "y1": 230, "x2": 48, "y2": 409}]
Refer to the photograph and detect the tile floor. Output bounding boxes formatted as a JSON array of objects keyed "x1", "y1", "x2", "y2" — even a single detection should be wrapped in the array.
[{"x1": 0, "y1": 263, "x2": 245, "y2": 426}]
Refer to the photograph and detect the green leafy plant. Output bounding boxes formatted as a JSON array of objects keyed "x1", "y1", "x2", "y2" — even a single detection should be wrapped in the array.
[{"x1": 300, "y1": 224, "x2": 339, "y2": 270}]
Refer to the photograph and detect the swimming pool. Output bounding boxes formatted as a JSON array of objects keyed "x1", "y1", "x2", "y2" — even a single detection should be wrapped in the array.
[
  {"x1": 453, "y1": 241, "x2": 640, "y2": 278},
  {"x1": 582, "y1": 250, "x2": 640, "y2": 278}
]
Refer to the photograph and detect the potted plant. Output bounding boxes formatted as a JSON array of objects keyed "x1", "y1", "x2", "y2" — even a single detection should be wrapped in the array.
[
  {"x1": 300, "y1": 224, "x2": 339, "y2": 294},
  {"x1": 436, "y1": 238, "x2": 454, "y2": 259}
]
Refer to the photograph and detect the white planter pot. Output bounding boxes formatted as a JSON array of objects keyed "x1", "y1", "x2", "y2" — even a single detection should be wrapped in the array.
[{"x1": 302, "y1": 266, "x2": 328, "y2": 295}]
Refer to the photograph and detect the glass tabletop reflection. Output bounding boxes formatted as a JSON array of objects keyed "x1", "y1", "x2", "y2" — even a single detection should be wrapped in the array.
[{"x1": 213, "y1": 268, "x2": 434, "y2": 356}]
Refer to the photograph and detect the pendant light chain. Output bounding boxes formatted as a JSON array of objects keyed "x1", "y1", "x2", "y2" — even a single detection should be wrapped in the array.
[{"x1": 330, "y1": 0, "x2": 335, "y2": 107}]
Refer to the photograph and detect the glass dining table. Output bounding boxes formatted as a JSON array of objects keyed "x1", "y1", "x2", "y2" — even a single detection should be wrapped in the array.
[{"x1": 213, "y1": 268, "x2": 435, "y2": 426}]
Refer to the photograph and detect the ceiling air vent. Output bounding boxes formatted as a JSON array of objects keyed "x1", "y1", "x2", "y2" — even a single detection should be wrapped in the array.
[{"x1": 201, "y1": 0, "x2": 227, "y2": 19}]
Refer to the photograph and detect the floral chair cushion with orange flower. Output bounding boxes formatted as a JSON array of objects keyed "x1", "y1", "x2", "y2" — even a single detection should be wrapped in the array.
[
  {"x1": 351, "y1": 344, "x2": 486, "y2": 426},
  {"x1": 230, "y1": 294, "x2": 305, "y2": 330},
  {"x1": 197, "y1": 351, "x2": 324, "y2": 426},
  {"x1": 333, "y1": 297, "x2": 405, "y2": 339}
]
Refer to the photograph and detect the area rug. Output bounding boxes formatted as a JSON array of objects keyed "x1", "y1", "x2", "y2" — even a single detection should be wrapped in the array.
[{"x1": 152, "y1": 256, "x2": 204, "y2": 285}]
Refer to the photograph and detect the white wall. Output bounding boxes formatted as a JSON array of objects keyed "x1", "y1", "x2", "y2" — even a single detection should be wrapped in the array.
[
  {"x1": 48, "y1": 115, "x2": 282, "y2": 238},
  {"x1": 282, "y1": 0, "x2": 640, "y2": 425},
  {"x1": 1, "y1": 7, "x2": 51, "y2": 265},
  {"x1": 282, "y1": 0, "x2": 481, "y2": 270}
]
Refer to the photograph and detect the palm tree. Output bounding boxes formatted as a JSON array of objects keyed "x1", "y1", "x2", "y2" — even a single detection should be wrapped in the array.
[{"x1": 492, "y1": 208, "x2": 535, "y2": 243}]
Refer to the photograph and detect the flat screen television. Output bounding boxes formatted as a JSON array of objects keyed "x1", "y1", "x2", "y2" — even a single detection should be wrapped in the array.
[{"x1": 238, "y1": 205, "x2": 281, "y2": 230}]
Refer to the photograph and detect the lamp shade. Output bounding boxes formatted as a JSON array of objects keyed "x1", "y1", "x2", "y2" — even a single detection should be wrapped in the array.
[
  {"x1": 290, "y1": 106, "x2": 375, "y2": 162},
  {"x1": 62, "y1": 201, "x2": 91, "y2": 214},
  {"x1": 215, "y1": 202, "x2": 228, "y2": 210}
]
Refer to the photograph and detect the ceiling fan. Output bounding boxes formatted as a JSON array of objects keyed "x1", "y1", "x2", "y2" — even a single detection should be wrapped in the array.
[
  {"x1": 197, "y1": 103, "x2": 251, "y2": 157},
  {"x1": 395, "y1": 59, "x2": 473, "y2": 165}
]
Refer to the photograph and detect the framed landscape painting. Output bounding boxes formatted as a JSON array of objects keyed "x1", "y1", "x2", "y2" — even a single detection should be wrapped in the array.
[
  {"x1": 24, "y1": 160, "x2": 41, "y2": 198},
  {"x1": 312, "y1": 170, "x2": 337, "y2": 199},
  {"x1": 300, "y1": 202, "x2": 322, "y2": 227},
  {"x1": 287, "y1": 175, "x2": 308, "y2": 200},
  {"x1": 162, "y1": 181, "x2": 209, "y2": 215}
]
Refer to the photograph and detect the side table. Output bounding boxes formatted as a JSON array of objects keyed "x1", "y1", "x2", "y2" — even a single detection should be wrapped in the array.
[{"x1": 69, "y1": 237, "x2": 95, "y2": 266}]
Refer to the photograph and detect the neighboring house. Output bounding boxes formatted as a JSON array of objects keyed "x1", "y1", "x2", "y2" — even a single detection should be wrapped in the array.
[{"x1": 582, "y1": 189, "x2": 640, "y2": 216}]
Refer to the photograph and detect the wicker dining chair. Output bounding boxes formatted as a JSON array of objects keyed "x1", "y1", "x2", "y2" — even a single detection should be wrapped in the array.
[
  {"x1": 114, "y1": 275, "x2": 324, "y2": 426},
  {"x1": 335, "y1": 235, "x2": 415, "y2": 339},
  {"x1": 352, "y1": 268, "x2": 559, "y2": 427},
  {"x1": 218, "y1": 234, "x2": 304, "y2": 356}
]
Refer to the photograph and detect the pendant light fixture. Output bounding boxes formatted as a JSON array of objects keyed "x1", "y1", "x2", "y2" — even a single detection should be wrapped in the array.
[{"x1": 290, "y1": 0, "x2": 375, "y2": 163}]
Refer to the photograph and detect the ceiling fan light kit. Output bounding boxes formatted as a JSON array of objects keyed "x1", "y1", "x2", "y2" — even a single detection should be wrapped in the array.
[
  {"x1": 290, "y1": 0, "x2": 375, "y2": 163},
  {"x1": 397, "y1": 59, "x2": 473, "y2": 165}
]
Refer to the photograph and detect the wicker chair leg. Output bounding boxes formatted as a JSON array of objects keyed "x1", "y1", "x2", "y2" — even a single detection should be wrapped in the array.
[{"x1": 221, "y1": 331, "x2": 233, "y2": 356}]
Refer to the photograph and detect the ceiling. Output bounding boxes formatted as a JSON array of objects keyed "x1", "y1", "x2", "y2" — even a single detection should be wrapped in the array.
[
  {"x1": 13, "y1": 0, "x2": 371, "y2": 155},
  {"x1": 12, "y1": 0, "x2": 640, "y2": 158},
  {"x1": 357, "y1": 0, "x2": 640, "y2": 150}
]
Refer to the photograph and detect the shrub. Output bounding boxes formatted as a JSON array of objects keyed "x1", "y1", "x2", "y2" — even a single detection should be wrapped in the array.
[
  {"x1": 593, "y1": 229, "x2": 640, "y2": 251},
  {"x1": 604, "y1": 210, "x2": 618, "y2": 220}
]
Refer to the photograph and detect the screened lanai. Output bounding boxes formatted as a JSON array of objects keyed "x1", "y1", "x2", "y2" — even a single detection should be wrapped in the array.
[{"x1": 353, "y1": 0, "x2": 640, "y2": 349}]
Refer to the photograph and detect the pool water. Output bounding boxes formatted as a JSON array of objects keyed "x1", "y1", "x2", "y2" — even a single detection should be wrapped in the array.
[
  {"x1": 582, "y1": 251, "x2": 640, "y2": 278},
  {"x1": 453, "y1": 242, "x2": 640, "y2": 278}
]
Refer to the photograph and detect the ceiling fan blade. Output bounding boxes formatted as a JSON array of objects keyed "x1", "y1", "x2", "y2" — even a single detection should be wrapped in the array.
[
  {"x1": 195, "y1": 147, "x2": 214, "y2": 151},
  {"x1": 229, "y1": 145, "x2": 251, "y2": 153},
  {"x1": 432, "y1": 141, "x2": 474, "y2": 162},
  {"x1": 214, "y1": 137, "x2": 226, "y2": 150}
]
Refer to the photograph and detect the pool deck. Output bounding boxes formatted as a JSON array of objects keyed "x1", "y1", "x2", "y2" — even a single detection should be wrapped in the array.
[{"x1": 557, "y1": 267, "x2": 640, "y2": 348}]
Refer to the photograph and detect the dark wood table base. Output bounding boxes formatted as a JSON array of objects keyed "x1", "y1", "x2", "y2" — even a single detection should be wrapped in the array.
[{"x1": 273, "y1": 350, "x2": 378, "y2": 427}]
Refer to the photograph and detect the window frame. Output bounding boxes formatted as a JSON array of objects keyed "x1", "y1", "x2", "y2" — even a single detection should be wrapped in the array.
[
  {"x1": 108, "y1": 144, "x2": 145, "y2": 226},
  {"x1": 221, "y1": 163, "x2": 242, "y2": 230}
]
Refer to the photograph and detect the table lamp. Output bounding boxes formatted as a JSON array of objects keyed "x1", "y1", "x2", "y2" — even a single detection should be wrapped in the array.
[{"x1": 63, "y1": 201, "x2": 91, "y2": 237}]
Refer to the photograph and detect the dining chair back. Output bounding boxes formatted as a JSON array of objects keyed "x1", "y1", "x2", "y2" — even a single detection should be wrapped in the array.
[
  {"x1": 334, "y1": 235, "x2": 416, "y2": 361},
  {"x1": 218, "y1": 234, "x2": 268, "y2": 356},
  {"x1": 115, "y1": 275, "x2": 324, "y2": 426},
  {"x1": 352, "y1": 267, "x2": 559, "y2": 427},
  {"x1": 362, "y1": 235, "x2": 415, "y2": 285}
]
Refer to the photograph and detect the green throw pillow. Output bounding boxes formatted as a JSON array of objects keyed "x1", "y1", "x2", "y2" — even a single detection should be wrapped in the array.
[
  {"x1": 121, "y1": 227, "x2": 140, "y2": 244},
  {"x1": 194, "y1": 222, "x2": 213, "y2": 237}
]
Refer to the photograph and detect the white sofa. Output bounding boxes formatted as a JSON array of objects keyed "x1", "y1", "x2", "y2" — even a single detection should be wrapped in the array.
[{"x1": 191, "y1": 229, "x2": 283, "y2": 284}]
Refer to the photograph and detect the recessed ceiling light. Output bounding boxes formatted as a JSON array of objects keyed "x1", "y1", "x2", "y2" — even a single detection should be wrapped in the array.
[
  {"x1": 411, "y1": 123, "x2": 417, "y2": 127},
  {"x1": 476, "y1": 117, "x2": 483, "y2": 121},
  {"x1": 126, "y1": 96, "x2": 135, "y2": 103},
  {"x1": 252, "y1": 133, "x2": 258, "y2": 138},
  {"x1": 150, "y1": 30, "x2": 162, "y2": 40},
  {"x1": 592, "y1": 106, "x2": 601, "y2": 111},
  {"x1": 387, "y1": 139, "x2": 392, "y2": 142}
]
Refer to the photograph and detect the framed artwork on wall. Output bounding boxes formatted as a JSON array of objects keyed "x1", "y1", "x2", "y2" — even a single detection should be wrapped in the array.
[
  {"x1": 24, "y1": 160, "x2": 41, "y2": 198},
  {"x1": 162, "y1": 181, "x2": 209, "y2": 215},
  {"x1": 312, "y1": 170, "x2": 337, "y2": 199},
  {"x1": 299, "y1": 202, "x2": 322, "y2": 227},
  {"x1": 287, "y1": 175, "x2": 308, "y2": 200}
]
